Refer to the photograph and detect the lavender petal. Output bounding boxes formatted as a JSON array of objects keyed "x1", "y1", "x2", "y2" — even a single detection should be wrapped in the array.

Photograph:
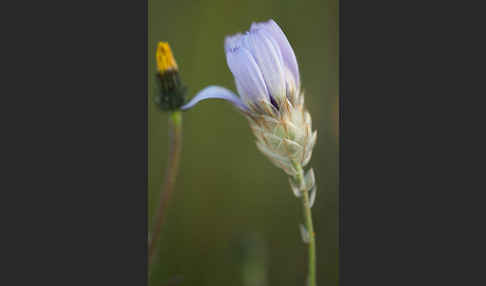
[
  {"x1": 224, "y1": 33, "x2": 243, "y2": 53},
  {"x1": 226, "y1": 43, "x2": 270, "y2": 105},
  {"x1": 181, "y1": 85, "x2": 247, "y2": 111},
  {"x1": 252, "y1": 19, "x2": 300, "y2": 90},
  {"x1": 244, "y1": 28, "x2": 286, "y2": 102}
]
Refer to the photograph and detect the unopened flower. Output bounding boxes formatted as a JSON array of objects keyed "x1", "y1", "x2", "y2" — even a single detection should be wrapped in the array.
[
  {"x1": 183, "y1": 19, "x2": 317, "y2": 179},
  {"x1": 155, "y1": 42, "x2": 187, "y2": 111}
]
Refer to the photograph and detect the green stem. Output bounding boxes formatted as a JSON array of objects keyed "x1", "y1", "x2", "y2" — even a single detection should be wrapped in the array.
[
  {"x1": 148, "y1": 111, "x2": 183, "y2": 268},
  {"x1": 295, "y1": 163, "x2": 317, "y2": 286}
]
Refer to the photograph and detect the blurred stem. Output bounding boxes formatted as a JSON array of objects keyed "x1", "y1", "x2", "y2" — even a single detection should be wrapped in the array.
[
  {"x1": 148, "y1": 111, "x2": 183, "y2": 268},
  {"x1": 294, "y1": 163, "x2": 317, "y2": 286}
]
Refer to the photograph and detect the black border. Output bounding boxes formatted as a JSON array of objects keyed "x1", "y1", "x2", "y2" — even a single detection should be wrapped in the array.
[
  {"x1": 3, "y1": 0, "x2": 148, "y2": 284},
  {"x1": 339, "y1": 1, "x2": 482, "y2": 285}
]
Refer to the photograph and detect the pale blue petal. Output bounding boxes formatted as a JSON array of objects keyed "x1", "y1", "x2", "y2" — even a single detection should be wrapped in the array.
[
  {"x1": 225, "y1": 33, "x2": 243, "y2": 53},
  {"x1": 225, "y1": 42, "x2": 270, "y2": 105},
  {"x1": 244, "y1": 28, "x2": 286, "y2": 102},
  {"x1": 181, "y1": 85, "x2": 247, "y2": 111},
  {"x1": 251, "y1": 19, "x2": 300, "y2": 90}
]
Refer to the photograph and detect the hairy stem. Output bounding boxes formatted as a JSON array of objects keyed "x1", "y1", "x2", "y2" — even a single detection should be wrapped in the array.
[
  {"x1": 295, "y1": 163, "x2": 317, "y2": 286},
  {"x1": 148, "y1": 111, "x2": 183, "y2": 267}
]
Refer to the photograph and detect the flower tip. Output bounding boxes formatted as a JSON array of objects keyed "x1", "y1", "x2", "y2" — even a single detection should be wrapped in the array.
[
  {"x1": 267, "y1": 19, "x2": 277, "y2": 26},
  {"x1": 249, "y1": 21, "x2": 259, "y2": 30},
  {"x1": 250, "y1": 19, "x2": 277, "y2": 31},
  {"x1": 224, "y1": 33, "x2": 243, "y2": 53},
  {"x1": 156, "y1": 42, "x2": 178, "y2": 73}
]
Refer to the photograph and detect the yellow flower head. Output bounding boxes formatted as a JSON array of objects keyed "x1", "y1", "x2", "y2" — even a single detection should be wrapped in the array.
[{"x1": 154, "y1": 41, "x2": 186, "y2": 111}]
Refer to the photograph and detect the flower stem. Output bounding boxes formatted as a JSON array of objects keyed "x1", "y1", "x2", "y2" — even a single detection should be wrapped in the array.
[
  {"x1": 295, "y1": 164, "x2": 317, "y2": 286},
  {"x1": 148, "y1": 111, "x2": 183, "y2": 267}
]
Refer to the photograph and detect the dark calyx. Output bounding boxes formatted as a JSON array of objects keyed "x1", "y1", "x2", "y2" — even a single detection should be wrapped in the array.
[{"x1": 155, "y1": 70, "x2": 187, "y2": 111}]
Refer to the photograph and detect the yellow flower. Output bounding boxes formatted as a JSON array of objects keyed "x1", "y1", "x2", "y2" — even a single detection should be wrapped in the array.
[{"x1": 154, "y1": 42, "x2": 186, "y2": 111}]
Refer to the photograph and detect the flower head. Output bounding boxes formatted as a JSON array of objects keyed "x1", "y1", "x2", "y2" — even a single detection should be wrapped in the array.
[
  {"x1": 182, "y1": 20, "x2": 299, "y2": 113},
  {"x1": 182, "y1": 20, "x2": 316, "y2": 176},
  {"x1": 224, "y1": 20, "x2": 300, "y2": 114},
  {"x1": 154, "y1": 42, "x2": 186, "y2": 111}
]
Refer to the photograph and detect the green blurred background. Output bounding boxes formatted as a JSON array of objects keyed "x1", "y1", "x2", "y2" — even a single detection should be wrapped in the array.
[{"x1": 149, "y1": 0, "x2": 338, "y2": 285}]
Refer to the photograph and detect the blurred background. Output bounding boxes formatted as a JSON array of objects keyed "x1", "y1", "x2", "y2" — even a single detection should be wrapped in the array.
[{"x1": 149, "y1": 0, "x2": 338, "y2": 285}]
